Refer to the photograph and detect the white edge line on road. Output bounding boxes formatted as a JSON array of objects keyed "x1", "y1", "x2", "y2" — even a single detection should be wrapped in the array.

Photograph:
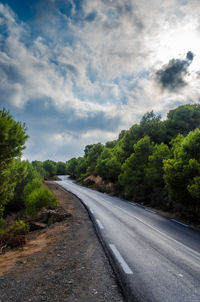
[
  {"x1": 96, "y1": 219, "x2": 104, "y2": 229},
  {"x1": 145, "y1": 208, "x2": 156, "y2": 214},
  {"x1": 115, "y1": 205, "x2": 200, "y2": 259},
  {"x1": 171, "y1": 219, "x2": 188, "y2": 227},
  {"x1": 56, "y1": 182, "x2": 199, "y2": 258},
  {"x1": 128, "y1": 202, "x2": 136, "y2": 206},
  {"x1": 109, "y1": 244, "x2": 133, "y2": 275},
  {"x1": 90, "y1": 208, "x2": 94, "y2": 214}
]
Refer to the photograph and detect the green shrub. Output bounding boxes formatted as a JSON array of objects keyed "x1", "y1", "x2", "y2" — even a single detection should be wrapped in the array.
[
  {"x1": 0, "y1": 218, "x2": 5, "y2": 234},
  {"x1": 9, "y1": 220, "x2": 29, "y2": 236},
  {"x1": 23, "y1": 177, "x2": 43, "y2": 199},
  {"x1": 25, "y1": 187, "x2": 58, "y2": 215}
]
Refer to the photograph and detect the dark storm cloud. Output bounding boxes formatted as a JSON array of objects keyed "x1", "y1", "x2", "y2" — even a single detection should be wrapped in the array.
[
  {"x1": 186, "y1": 51, "x2": 194, "y2": 61},
  {"x1": 156, "y1": 51, "x2": 194, "y2": 91}
]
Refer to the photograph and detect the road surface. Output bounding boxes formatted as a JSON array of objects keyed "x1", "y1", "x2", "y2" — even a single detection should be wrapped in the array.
[{"x1": 56, "y1": 176, "x2": 200, "y2": 302}]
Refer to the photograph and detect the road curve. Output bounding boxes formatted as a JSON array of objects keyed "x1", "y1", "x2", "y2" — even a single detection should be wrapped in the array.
[{"x1": 56, "y1": 176, "x2": 200, "y2": 302}]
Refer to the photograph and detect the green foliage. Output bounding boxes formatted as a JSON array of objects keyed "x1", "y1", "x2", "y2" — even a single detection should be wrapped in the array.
[
  {"x1": 163, "y1": 129, "x2": 200, "y2": 212},
  {"x1": 66, "y1": 157, "x2": 87, "y2": 180},
  {"x1": 96, "y1": 148, "x2": 121, "y2": 182},
  {"x1": 105, "y1": 140, "x2": 117, "y2": 149},
  {"x1": 56, "y1": 161, "x2": 67, "y2": 175},
  {"x1": 25, "y1": 187, "x2": 58, "y2": 215},
  {"x1": 119, "y1": 136, "x2": 154, "y2": 198},
  {"x1": 0, "y1": 109, "x2": 28, "y2": 218},
  {"x1": 187, "y1": 176, "x2": 200, "y2": 200},
  {"x1": 5, "y1": 160, "x2": 40, "y2": 212},
  {"x1": 0, "y1": 217, "x2": 5, "y2": 233},
  {"x1": 32, "y1": 160, "x2": 48, "y2": 179},
  {"x1": 23, "y1": 178, "x2": 43, "y2": 199},
  {"x1": 9, "y1": 220, "x2": 29, "y2": 236},
  {"x1": 75, "y1": 157, "x2": 87, "y2": 180},
  {"x1": 118, "y1": 124, "x2": 143, "y2": 159},
  {"x1": 0, "y1": 108, "x2": 28, "y2": 167},
  {"x1": 0, "y1": 166, "x2": 16, "y2": 216},
  {"x1": 116, "y1": 111, "x2": 166, "y2": 162},
  {"x1": 43, "y1": 160, "x2": 57, "y2": 178},
  {"x1": 86, "y1": 143, "x2": 104, "y2": 174},
  {"x1": 140, "y1": 111, "x2": 166, "y2": 144},
  {"x1": 146, "y1": 143, "x2": 171, "y2": 188},
  {"x1": 66, "y1": 157, "x2": 79, "y2": 178},
  {"x1": 165, "y1": 104, "x2": 200, "y2": 139},
  {"x1": 64, "y1": 104, "x2": 200, "y2": 217}
]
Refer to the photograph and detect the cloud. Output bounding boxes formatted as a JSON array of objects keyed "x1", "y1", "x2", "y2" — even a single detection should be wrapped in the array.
[
  {"x1": 186, "y1": 51, "x2": 194, "y2": 61},
  {"x1": 1, "y1": 1, "x2": 200, "y2": 161},
  {"x1": 155, "y1": 51, "x2": 194, "y2": 91}
]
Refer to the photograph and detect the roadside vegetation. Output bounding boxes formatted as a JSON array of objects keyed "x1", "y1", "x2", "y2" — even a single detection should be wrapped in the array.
[
  {"x1": 66, "y1": 104, "x2": 200, "y2": 224},
  {"x1": 1, "y1": 104, "x2": 200, "y2": 249},
  {"x1": 0, "y1": 109, "x2": 62, "y2": 251}
]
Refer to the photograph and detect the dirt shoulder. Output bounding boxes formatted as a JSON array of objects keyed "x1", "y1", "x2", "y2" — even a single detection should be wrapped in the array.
[{"x1": 0, "y1": 182, "x2": 124, "y2": 302}]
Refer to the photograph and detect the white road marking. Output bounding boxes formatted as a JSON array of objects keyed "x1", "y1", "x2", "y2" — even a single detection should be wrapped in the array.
[
  {"x1": 128, "y1": 202, "x2": 136, "y2": 206},
  {"x1": 115, "y1": 205, "x2": 200, "y2": 259},
  {"x1": 90, "y1": 208, "x2": 94, "y2": 214},
  {"x1": 145, "y1": 208, "x2": 156, "y2": 214},
  {"x1": 56, "y1": 182, "x2": 199, "y2": 259},
  {"x1": 171, "y1": 219, "x2": 188, "y2": 227},
  {"x1": 96, "y1": 219, "x2": 104, "y2": 229},
  {"x1": 177, "y1": 273, "x2": 183, "y2": 277},
  {"x1": 109, "y1": 244, "x2": 133, "y2": 275}
]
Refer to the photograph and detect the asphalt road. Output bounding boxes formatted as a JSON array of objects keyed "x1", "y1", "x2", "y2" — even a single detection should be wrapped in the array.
[{"x1": 56, "y1": 176, "x2": 200, "y2": 302}]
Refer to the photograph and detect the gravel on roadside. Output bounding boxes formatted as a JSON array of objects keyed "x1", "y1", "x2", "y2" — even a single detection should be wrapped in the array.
[{"x1": 0, "y1": 182, "x2": 125, "y2": 302}]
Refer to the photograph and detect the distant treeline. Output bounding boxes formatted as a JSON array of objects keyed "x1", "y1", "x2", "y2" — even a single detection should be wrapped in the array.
[
  {"x1": 32, "y1": 160, "x2": 67, "y2": 180},
  {"x1": 66, "y1": 104, "x2": 200, "y2": 218}
]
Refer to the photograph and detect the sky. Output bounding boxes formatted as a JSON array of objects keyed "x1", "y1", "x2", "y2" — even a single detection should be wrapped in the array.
[{"x1": 1, "y1": 0, "x2": 200, "y2": 162}]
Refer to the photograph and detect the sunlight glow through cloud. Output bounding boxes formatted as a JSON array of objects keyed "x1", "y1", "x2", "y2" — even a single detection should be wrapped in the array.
[{"x1": 0, "y1": 0, "x2": 200, "y2": 161}]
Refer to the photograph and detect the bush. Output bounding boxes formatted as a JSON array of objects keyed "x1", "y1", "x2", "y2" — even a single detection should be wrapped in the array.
[
  {"x1": 0, "y1": 220, "x2": 29, "y2": 250},
  {"x1": 9, "y1": 220, "x2": 29, "y2": 236},
  {"x1": 0, "y1": 218, "x2": 5, "y2": 234},
  {"x1": 23, "y1": 177, "x2": 43, "y2": 199},
  {"x1": 25, "y1": 187, "x2": 58, "y2": 215}
]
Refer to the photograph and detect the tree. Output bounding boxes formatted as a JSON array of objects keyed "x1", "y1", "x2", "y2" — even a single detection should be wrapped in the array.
[
  {"x1": 0, "y1": 109, "x2": 28, "y2": 218},
  {"x1": 96, "y1": 148, "x2": 121, "y2": 182},
  {"x1": 43, "y1": 160, "x2": 57, "y2": 178},
  {"x1": 146, "y1": 143, "x2": 170, "y2": 188},
  {"x1": 0, "y1": 108, "x2": 28, "y2": 168},
  {"x1": 140, "y1": 111, "x2": 166, "y2": 144},
  {"x1": 118, "y1": 124, "x2": 143, "y2": 160},
  {"x1": 118, "y1": 112, "x2": 166, "y2": 161},
  {"x1": 84, "y1": 144, "x2": 94, "y2": 157},
  {"x1": 66, "y1": 158, "x2": 79, "y2": 178},
  {"x1": 5, "y1": 160, "x2": 39, "y2": 212},
  {"x1": 66, "y1": 157, "x2": 87, "y2": 180},
  {"x1": 145, "y1": 143, "x2": 171, "y2": 208},
  {"x1": 105, "y1": 140, "x2": 117, "y2": 149},
  {"x1": 163, "y1": 129, "x2": 200, "y2": 213},
  {"x1": 32, "y1": 160, "x2": 48, "y2": 179},
  {"x1": 56, "y1": 162, "x2": 67, "y2": 175},
  {"x1": 74, "y1": 157, "x2": 87, "y2": 180},
  {"x1": 86, "y1": 143, "x2": 104, "y2": 174},
  {"x1": 119, "y1": 136, "x2": 154, "y2": 199},
  {"x1": 165, "y1": 104, "x2": 200, "y2": 140}
]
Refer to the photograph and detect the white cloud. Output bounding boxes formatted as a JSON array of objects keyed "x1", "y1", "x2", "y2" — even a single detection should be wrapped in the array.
[{"x1": 1, "y1": 1, "x2": 200, "y2": 160}]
